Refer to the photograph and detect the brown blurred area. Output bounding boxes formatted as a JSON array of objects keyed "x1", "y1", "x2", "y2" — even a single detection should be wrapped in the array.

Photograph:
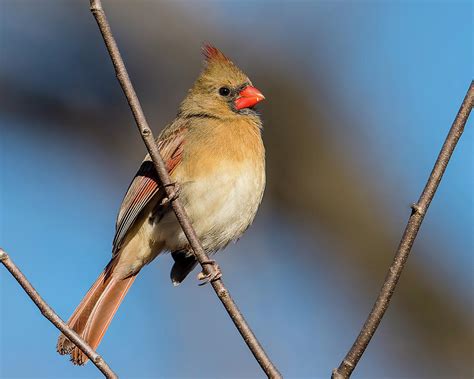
[{"x1": 1, "y1": 1, "x2": 472, "y2": 377}]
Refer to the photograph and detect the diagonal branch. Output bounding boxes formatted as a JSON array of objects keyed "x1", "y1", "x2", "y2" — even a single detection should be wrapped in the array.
[
  {"x1": 88, "y1": 1, "x2": 281, "y2": 377},
  {"x1": 332, "y1": 80, "x2": 474, "y2": 379},
  {"x1": 0, "y1": 248, "x2": 118, "y2": 379}
]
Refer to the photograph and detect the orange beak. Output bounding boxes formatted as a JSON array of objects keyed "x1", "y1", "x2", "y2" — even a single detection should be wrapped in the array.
[{"x1": 234, "y1": 86, "x2": 265, "y2": 110}]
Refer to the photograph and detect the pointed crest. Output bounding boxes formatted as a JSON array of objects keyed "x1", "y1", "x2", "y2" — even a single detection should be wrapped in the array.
[{"x1": 202, "y1": 44, "x2": 231, "y2": 64}]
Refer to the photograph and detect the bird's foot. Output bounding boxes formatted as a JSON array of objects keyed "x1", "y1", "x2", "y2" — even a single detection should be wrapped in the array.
[
  {"x1": 197, "y1": 260, "x2": 222, "y2": 286},
  {"x1": 160, "y1": 182, "x2": 180, "y2": 206}
]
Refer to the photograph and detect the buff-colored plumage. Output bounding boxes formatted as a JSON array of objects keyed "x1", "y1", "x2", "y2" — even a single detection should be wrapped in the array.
[{"x1": 57, "y1": 45, "x2": 265, "y2": 365}]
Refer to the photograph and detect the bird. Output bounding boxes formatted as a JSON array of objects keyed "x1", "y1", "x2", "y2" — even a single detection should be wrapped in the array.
[{"x1": 57, "y1": 45, "x2": 266, "y2": 365}]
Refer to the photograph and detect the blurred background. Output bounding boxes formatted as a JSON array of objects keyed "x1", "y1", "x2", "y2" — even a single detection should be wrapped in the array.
[{"x1": 0, "y1": 1, "x2": 472, "y2": 378}]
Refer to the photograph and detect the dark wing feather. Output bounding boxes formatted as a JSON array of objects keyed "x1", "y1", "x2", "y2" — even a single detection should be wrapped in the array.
[
  {"x1": 112, "y1": 127, "x2": 186, "y2": 255},
  {"x1": 112, "y1": 161, "x2": 159, "y2": 254}
]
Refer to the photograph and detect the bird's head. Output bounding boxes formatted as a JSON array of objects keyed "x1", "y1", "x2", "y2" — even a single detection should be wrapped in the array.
[{"x1": 179, "y1": 45, "x2": 265, "y2": 119}]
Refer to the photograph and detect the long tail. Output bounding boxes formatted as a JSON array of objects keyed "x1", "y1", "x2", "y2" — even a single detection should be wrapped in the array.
[{"x1": 57, "y1": 261, "x2": 137, "y2": 365}]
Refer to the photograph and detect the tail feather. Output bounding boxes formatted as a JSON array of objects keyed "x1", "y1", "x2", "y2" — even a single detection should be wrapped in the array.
[
  {"x1": 57, "y1": 271, "x2": 108, "y2": 355},
  {"x1": 57, "y1": 264, "x2": 137, "y2": 365}
]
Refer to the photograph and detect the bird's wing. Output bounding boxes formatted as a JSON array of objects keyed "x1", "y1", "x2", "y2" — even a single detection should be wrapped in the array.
[{"x1": 112, "y1": 127, "x2": 186, "y2": 255}]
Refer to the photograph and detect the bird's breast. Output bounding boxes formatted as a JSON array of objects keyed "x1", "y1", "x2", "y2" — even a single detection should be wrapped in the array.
[{"x1": 158, "y1": 155, "x2": 265, "y2": 253}]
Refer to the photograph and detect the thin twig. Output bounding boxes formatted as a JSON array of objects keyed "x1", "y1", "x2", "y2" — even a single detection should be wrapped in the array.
[
  {"x1": 88, "y1": 1, "x2": 281, "y2": 377},
  {"x1": 0, "y1": 248, "x2": 118, "y2": 379},
  {"x1": 332, "y1": 81, "x2": 474, "y2": 379}
]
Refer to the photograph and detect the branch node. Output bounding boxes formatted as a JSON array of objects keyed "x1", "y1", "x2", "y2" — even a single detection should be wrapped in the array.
[
  {"x1": 410, "y1": 203, "x2": 423, "y2": 215},
  {"x1": 0, "y1": 248, "x2": 7, "y2": 261},
  {"x1": 89, "y1": 0, "x2": 103, "y2": 13}
]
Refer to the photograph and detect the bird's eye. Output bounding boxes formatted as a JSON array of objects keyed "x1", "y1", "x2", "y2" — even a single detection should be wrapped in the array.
[{"x1": 219, "y1": 87, "x2": 231, "y2": 96}]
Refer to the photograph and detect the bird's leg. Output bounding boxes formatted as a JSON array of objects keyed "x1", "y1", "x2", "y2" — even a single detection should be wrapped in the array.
[
  {"x1": 160, "y1": 182, "x2": 181, "y2": 206},
  {"x1": 197, "y1": 259, "x2": 222, "y2": 286}
]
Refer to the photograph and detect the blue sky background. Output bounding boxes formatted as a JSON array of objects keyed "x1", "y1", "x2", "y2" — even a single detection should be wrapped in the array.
[{"x1": 0, "y1": 1, "x2": 472, "y2": 378}]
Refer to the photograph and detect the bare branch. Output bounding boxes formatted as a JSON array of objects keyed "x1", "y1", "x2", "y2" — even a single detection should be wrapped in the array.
[
  {"x1": 332, "y1": 81, "x2": 474, "y2": 379},
  {"x1": 88, "y1": 1, "x2": 281, "y2": 377},
  {"x1": 0, "y1": 248, "x2": 117, "y2": 379}
]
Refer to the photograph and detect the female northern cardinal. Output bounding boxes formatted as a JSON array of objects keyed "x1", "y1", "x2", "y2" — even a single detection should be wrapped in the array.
[{"x1": 57, "y1": 45, "x2": 266, "y2": 365}]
